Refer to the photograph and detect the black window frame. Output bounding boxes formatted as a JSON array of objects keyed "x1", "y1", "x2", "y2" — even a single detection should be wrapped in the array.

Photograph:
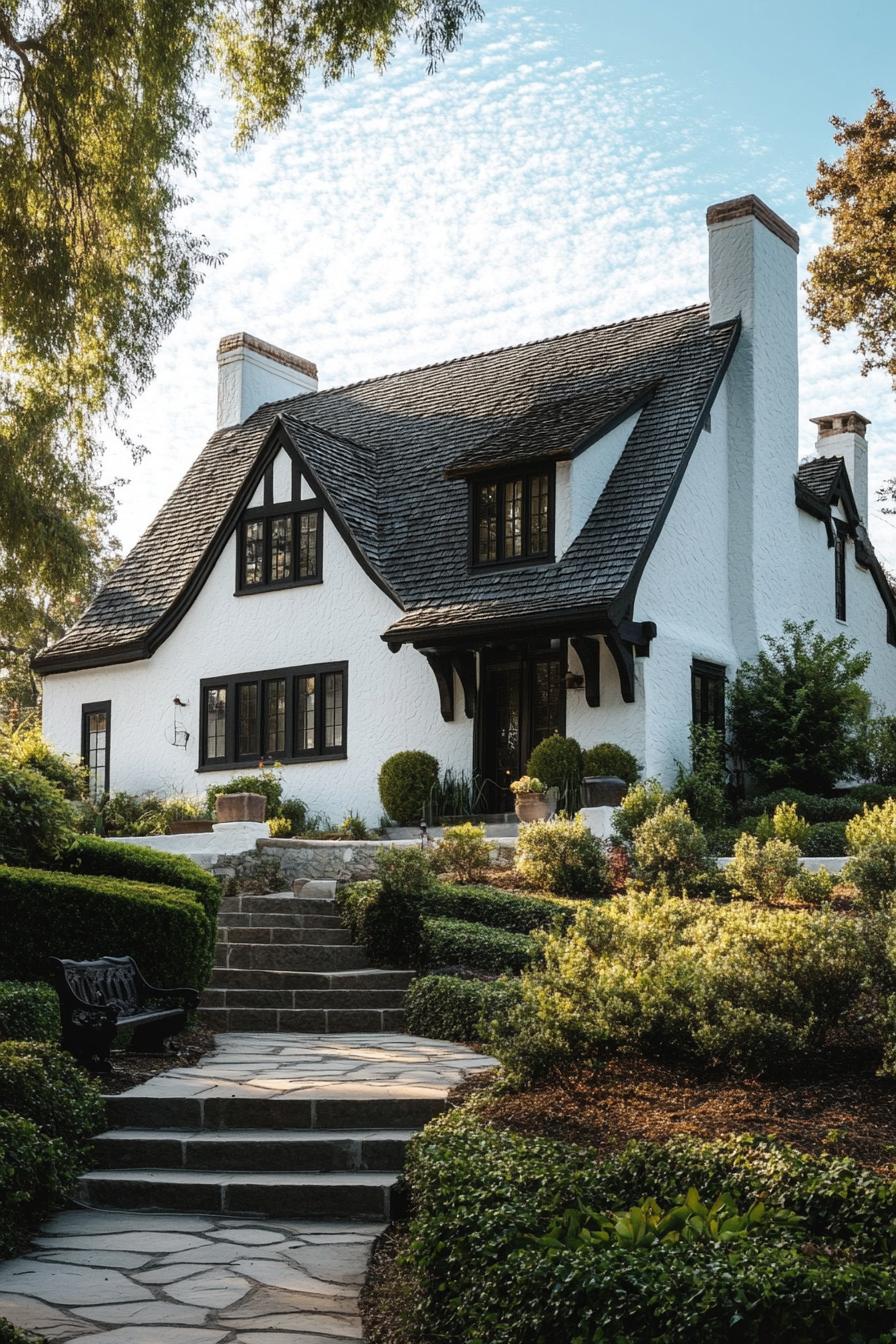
[
  {"x1": 834, "y1": 523, "x2": 847, "y2": 622},
  {"x1": 469, "y1": 464, "x2": 555, "y2": 569},
  {"x1": 198, "y1": 662, "x2": 347, "y2": 769},
  {"x1": 691, "y1": 660, "x2": 726, "y2": 735},
  {"x1": 81, "y1": 700, "x2": 111, "y2": 798},
  {"x1": 236, "y1": 492, "x2": 324, "y2": 595}
]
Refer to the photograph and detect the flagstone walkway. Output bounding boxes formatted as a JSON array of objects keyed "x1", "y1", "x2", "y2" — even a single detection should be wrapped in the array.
[{"x1": 0, "y1": 1032, "x2": 496, "y2": 1341}]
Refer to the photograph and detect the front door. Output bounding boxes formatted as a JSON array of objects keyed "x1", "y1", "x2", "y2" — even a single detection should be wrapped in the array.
[{"x1": 478, "y1": 646, "x2": 565, "y2": 812}]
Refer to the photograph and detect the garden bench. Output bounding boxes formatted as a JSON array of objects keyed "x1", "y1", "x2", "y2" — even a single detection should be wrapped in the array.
[{"x1": 50, "y1": 955, "x2": 199, "y2": 1072}]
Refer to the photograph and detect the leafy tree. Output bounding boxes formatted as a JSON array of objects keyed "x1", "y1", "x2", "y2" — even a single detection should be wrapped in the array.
[
  {"x1": 729, "y1": 621, "x2": 871, "y2": 793},
  {"x1": 0, "y1": 0, "x2": 481, "y2": 666},
  {"x1": 805, "y1": 89, "x2": 896, "y2": 386}
]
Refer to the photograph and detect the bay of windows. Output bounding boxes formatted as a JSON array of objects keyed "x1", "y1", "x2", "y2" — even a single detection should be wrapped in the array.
[
  {"x1": 200, "y1": 663, "x2": 347, "y2": 768},
  {"x1": 472, "y1": 468, "x2": 553, "y2": 566}
]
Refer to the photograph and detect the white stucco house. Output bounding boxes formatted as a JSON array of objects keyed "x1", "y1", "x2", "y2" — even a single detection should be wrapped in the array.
[{"x1": 37, "y1": 194, "x2": 896, "y2": 823}]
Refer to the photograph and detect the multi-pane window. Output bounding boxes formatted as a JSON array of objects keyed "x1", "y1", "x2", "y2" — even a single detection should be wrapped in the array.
[
  {"x1": 199, "y1": 664, "x2": 347, "y2": 767},
  {"x1": 691, "y1": 661, "x2": 726, "y2": 734},
  {"x1": 473, "y1": 470, "x2": 553, "y2": 565},
  {"x1": 239, "y1": 505, "x2": 322, "y2": 591},
  {"x1": 835, "y1": 532, "x2": 847, "y2": 621},
  {"x1": 81, "y1": 702, "x2": 110, "y2": 799}
]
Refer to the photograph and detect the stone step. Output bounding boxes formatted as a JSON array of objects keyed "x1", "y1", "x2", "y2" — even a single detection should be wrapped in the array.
[
  {"x1": 215, "y1": 943, "x2": 369, "y2": 972},
  {"x1": 93, "y1": 1127, "x2": 414, "y2": 1172},
  {"x1": 218, "y1": 925, "x2": 354, "y2": 946},
  {"x1": 216, "y1": 910, "x2": 346, "y2": 930},
  {"x1": 294, "y1": 879, "x2": 338, "y2": 898},
  {"x1": 220, "y1": 893, "x2": 339, "y2": 917},
  {"x1": 197, "y1": 1005, "x2": 406, "y2": 1033},
  {"x1": 76, "y1": 1167, "x2": 400, "y2": 1219},
  {"x1": 201, "y1": 987, "x2": 408, "y2": 1009},
  {"x1": 209, "y1": 968, "x2": 414, "y2": 991},
  {"x1": 104, "y1": 1091, "x2": 447, "y2": 1132}
]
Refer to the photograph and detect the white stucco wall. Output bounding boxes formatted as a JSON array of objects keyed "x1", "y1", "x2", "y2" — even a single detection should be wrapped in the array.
[{"x1": 41, "y1": 510, "x2": 472, "y2": 826}]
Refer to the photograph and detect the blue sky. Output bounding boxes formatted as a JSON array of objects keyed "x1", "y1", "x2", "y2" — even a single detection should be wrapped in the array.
[{"x1": 109, "y1": 0, "x2": 896, "y2": 568}]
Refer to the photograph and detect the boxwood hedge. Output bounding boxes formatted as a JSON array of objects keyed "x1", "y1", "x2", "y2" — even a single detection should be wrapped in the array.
[
  {"x1": 401, "y1": 1112, "x2": 896, "y2": 1343},
  {"x1": 0, "y1": 1110, "x2": 63, "y2": 1258},
  {"x1": 64, "y1": 834, "x2": 220, "y2": 929},
  {"x1": 0, "y1": 1041, "x2": 104, "y2": 1176},
  {"x1": 422, "y1": 917, "x2": 536, "y2": 974},
  {"x1": 0, "y1": 981, "x2": 59, "y2": 1043},
  {"x1": 404, "y1": 974, "x2": 520, "y2": 1042},
  {"x1": 0, "y1": 866, "x2": 211, "y2": 988},
  {"x1": 425, "y1": 883, "x2": 580, "y2": 933}
]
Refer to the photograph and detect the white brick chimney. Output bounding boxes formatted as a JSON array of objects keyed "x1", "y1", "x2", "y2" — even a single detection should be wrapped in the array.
[
  {"x1": 706, "y1": 194, "x2": 801, "y2": 653},
  {"x1": 811, "y1": 411, "x2": 870, "y2": 521},
  {"x1": 216, "y1": 332, "x2": 318, "y2": 429}
]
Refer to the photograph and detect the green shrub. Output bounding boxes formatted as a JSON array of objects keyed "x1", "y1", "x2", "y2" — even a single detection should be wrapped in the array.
[
  {"x1": 205, "y1": 768, "x2": 283, "y2": 818},
  {"x1": 611, "y1": 778, "x2": 671, "y2": 849},
  {"x1": 488, "y1": 893, "x2": 872, "y2": 1082},
  {"x1": 0, "y1": 1315, "x2": 49, "y2": 1343},
  {"x1": 0, "y1": 1041, "x2": 104, "y2": 1161},
  {"x1": 336, "y1": 879, "x2": 381, "y2": 945},
  {"x1": 343, "y1": 847, "x2": 434, "y2": 966},
  {"x1": 525, "y1": 734, "x2": 583, "y2": 796},
  {"x1": 725, "y1": 833, "x2": 833, "y2": 906},
  {"x1": 0, "y1": 719, "x2": 87, "y2": 801},
  {"x1": 378, "y1": 751, "x2": 440, "y2": 825},
  {"x1": 268, "y1": 817, "x2": 292, "y2": 837},
  {"x1": 631, "y1": 800, "x2": 713, "y2": 896},
  {"x1": 0, "y1": 1111, "x2": 64, "y2": 1257},
  {"x1": 844, "y1": 800, "x2": 896, "y2": 911},
  {"x1": 581, "y1": 742, "x2": 639, "y2": 786},
  {"x1": 0, "y1": 764, "x2": 74, "y2": 868},
  {"x1": 423, "y1": 917, "x2": 535, "y2": 973},
  {"x1": 425, "y1": 882, "x2": 580, "y2": 934},
  {"x1": 754, "y1": 801, "x2": 811, "y2": 849},
  {"x1": 860, "y1": 716, "x2": 896, "y2": 785},
  {"x1": 432, "y1": 823, "x2": 490, "y2": 883},
  {"x1": 339, "y1": 811, "x2": 370, "y2": 839},
  {"x1": 673, "y1": 724, "x2": 728, "y2": 832},
  {"x1": 64, "y1": 834, "x2": 220, "y2": 961},
  {"x1": 404, "y1": 974, "x2": 520, "y2": 1042},
  {"x1": 707, "y1": 824, "x2": 740, "y2": 856},
  {"x1": 743, "y1": 789, "x2": 862, "y2": 823},
  {"x1": 403, "y1": 1114, "x2": 896, "y2": 1344},
  {"x1": 0, "y1": 866, "x2": 211, "y2": 988},
  {"x1": 0, "y1": 982, "x2": 59, "y2": 1043},
  {"x1": 515, "y1": 815, "x2": 609, "y2": 899},
  {"x1": 802, "y1": 821, "x2": 848, "y2": 857},
  {"x1": 94, "y1": 790, "x2": 166, "y2": 836},
  {"x1": 850, "y1": 782, "x2": 896, "y2": 807},
  {"x1": 278, "y1": 796, "x2": 309, "y2": 834},
  {"x1": 730, "y1": 620, "x2": 871, "y2": 792}
]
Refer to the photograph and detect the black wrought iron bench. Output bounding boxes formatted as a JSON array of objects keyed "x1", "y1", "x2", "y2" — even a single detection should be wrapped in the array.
[{"x1": 49, "y1": 955, "x2": 199, "y2": 1072}]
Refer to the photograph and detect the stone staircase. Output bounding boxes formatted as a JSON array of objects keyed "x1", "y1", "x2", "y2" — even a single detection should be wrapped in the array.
[{"x1": 198, "y1": 878, "x2": 414, "y2": 1033}]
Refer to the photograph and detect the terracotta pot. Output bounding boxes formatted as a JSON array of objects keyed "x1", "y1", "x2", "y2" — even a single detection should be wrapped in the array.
[
  {"x1": 514, "y1": 792, "x2": 551, "y2": 823},
  {"x1": 167, "y1": 820, "x2": 214, "y2": 835},
  {"x1": 215, "y1": 792, "x2": 267, "y2": 823}
]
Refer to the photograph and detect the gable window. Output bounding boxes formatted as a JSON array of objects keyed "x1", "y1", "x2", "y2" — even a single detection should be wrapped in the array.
[
  {"x1": 198, "y1": 663, "x2": 347, "y2": 769},
  {"x1": 691, "y1": 660, "x2": 725, "y2": 735},
  {"x1": 472, "y1": 468, "x2": 554, "y2": 566},
  {"x1": 834, "y1": 530, "x2": 847, "y2": 621},
  {"x1": 81, "y1": 701, "x2": 110, "y2": 799},
  {"x1": 237, "y1": 459, "x2": 323, "y2": 595}
]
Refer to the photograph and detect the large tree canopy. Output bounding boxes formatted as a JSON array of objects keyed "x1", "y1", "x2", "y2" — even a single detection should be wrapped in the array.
[{"x1": 0, "y1": 0, "x2": 481, "y2": 686}]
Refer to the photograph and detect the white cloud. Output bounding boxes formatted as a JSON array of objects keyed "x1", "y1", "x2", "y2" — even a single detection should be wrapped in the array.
[{"x1": 106, "y1": 1, "x2": 896, "y2": 574}]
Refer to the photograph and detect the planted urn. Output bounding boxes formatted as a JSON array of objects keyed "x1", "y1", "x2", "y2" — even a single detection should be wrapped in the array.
[{"x1": 510, "y1": 776, "x2": 551, "y2": 823}]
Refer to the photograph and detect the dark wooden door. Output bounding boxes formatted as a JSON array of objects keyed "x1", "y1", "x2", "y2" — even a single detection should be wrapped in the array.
[{"x1": 478, "y1": 647, "x2": 565, "y2": 811}]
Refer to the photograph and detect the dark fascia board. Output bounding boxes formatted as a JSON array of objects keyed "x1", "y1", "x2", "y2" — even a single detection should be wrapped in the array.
[
  {"x1": 442, "y1": 379, "x2": 663, "y2": 481},
  {"x1": 36, "y1": 417, "x2": 405, "y2": 676},
  {"x1": 617, "y1": 317, "x2": 742, "y2": 613},
  {"x1": 382, "y1": 602, "x2": 615, "y2": 651}
]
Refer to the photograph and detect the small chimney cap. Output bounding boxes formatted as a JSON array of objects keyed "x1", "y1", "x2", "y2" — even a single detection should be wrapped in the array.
[
  {"x1": 706, "y1": 194, "x2": 799, "y2": 253},
  {"x1": 810, "y1": 411, "x2": 871, "y2": 439},
  {"x1": 217, "y1": 331, "x2": 317, "y2": 381}
]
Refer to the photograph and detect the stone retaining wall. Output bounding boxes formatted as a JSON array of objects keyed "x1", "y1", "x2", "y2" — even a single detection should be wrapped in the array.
[{"x1": 207, "y1": 836, "x2": 517, "y2": 888}]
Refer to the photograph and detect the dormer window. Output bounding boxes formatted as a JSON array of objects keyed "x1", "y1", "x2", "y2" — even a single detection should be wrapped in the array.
[{"x1": 472, "y1": 467, "x2": 554, "y2": 567}]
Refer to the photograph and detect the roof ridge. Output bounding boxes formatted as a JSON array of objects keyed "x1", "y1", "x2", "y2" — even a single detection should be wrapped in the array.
[
  {"x1": 282, "y1": 411, "x2": 373, "y2": 457},
  {"x1": 248, "y1": 301, "x2": 714, "y2": 416}
]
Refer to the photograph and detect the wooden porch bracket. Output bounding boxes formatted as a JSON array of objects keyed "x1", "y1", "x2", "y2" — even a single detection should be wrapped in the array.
[
  {"x1": 422, "y1": 651, "x2": 455, "y2": 722},
  {"x1": 604, "y1": 630, "x2": 636, "y2": 704},
  {"x1": 451, "y1": 651, "x2": 477, "y2": 719},
  {"x1": 569, "y1": 636, "x2": 600, "y2": 707},
  {"x1": 615, "y1": 618, "x2": 657, "y2": 657}
]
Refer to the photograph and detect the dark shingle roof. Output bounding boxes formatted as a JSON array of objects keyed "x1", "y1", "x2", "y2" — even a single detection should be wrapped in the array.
[
  {"x1": 36, "y1": 303, "x2": 739, "y2": 669},
  {"x1": 797, "y1": 454, "x2": 845, "y2": 503}
]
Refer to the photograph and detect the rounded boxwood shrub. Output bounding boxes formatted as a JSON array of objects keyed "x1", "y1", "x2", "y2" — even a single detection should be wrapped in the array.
[
  {"x1": 0, "y1": 1111, "x2": 64, "y2": 1257},
  {"x1": 0, "y1": 1041, "x2": 104, "y2": 1162},
  {"x1": 525, "y1": 734, "x2": 583, "y2": 792},
  {"x1": 515, "y1": 814, "x2": 610, "y2": 899},
  {"x1": 0, "y1": 763, "x2": 73, "y2": 868},
  {"x1": 0, "y1": 982, "x2": 59, "y2": 1043},
  {"x1": 422, "y1": 916, "x2": 535, "y2": 974},
  {"x1": 404, "y1": 974, "x2": 520, "y2": 1042},
  {"x1": 0, "y1": 866, "x2": 211, "y2": 988},
  {"x1": 631, "y1": 800, "x2": 713, "y2": 896},
  {"x1": 378, "y1": 751, "x2": 439, "y2": 826},
  {"x1": 582, "y1": 742, "x2": 639, "y2": 786}
]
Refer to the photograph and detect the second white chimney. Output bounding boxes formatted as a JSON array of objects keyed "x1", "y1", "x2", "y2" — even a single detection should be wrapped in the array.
[
  {"x1": 216, "y1": 332, "x2": 318, "y2": 429},
  {"x1": 811, "y1": 411, "x2": 870, "y2": 522}
]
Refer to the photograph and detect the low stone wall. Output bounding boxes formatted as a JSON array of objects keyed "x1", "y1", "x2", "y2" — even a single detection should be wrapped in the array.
[{"x1": 207, "y1": 836, "x2": 517, "y2": 889}]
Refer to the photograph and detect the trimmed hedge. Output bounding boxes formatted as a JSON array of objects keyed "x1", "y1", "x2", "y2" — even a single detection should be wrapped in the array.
[
  {"x1": 0, "y1": 1111, "x2": 63, "y2": 1258},
  {"x1": 422, "y1": 917, "x2": 536, "y2": 974},
  {"x1": 0, "y1": 982, "x2": 59, "y2": 1043},
  {"x1": 743, "y1": 790, "x2": 863, "y2": 823},
  {"x1": 404, "y1": 974, "x2": 520, "y2": 1042},
  {"x1": 801, "y1": 821, "x2": 848, "y2": 857},
  {"x1": 402, "y1": 1113, "x2": 896, "y2": 1343},
  {"x1": 425, "y1": 882, "x2": 580, "y2": 934},
  {"x1": 0, "y1": 764, "x2": 73, "y2": 869},
  {"x1": 64, "y1": 835, "x2": 219, "y2": 962},
  {"x1": 0, "y1": 1041, "x2": 104, "y2": 1169},
  {"x1": 0, "y1": 866, "x2": 211, "y2": 988}
]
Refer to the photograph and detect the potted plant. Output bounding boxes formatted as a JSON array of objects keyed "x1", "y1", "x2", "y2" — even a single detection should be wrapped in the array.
[{"x1": 510, "y1": 775, "x2": 551, "y2": 823}]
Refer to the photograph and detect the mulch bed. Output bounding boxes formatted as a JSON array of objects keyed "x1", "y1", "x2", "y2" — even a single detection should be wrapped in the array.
[
  {"x1": 100, "y1": 1026, "x2": 215, "y2": 1093},
  {"x1": 460, "y1": 1053, "x2": 896, "y2": 1173}
]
